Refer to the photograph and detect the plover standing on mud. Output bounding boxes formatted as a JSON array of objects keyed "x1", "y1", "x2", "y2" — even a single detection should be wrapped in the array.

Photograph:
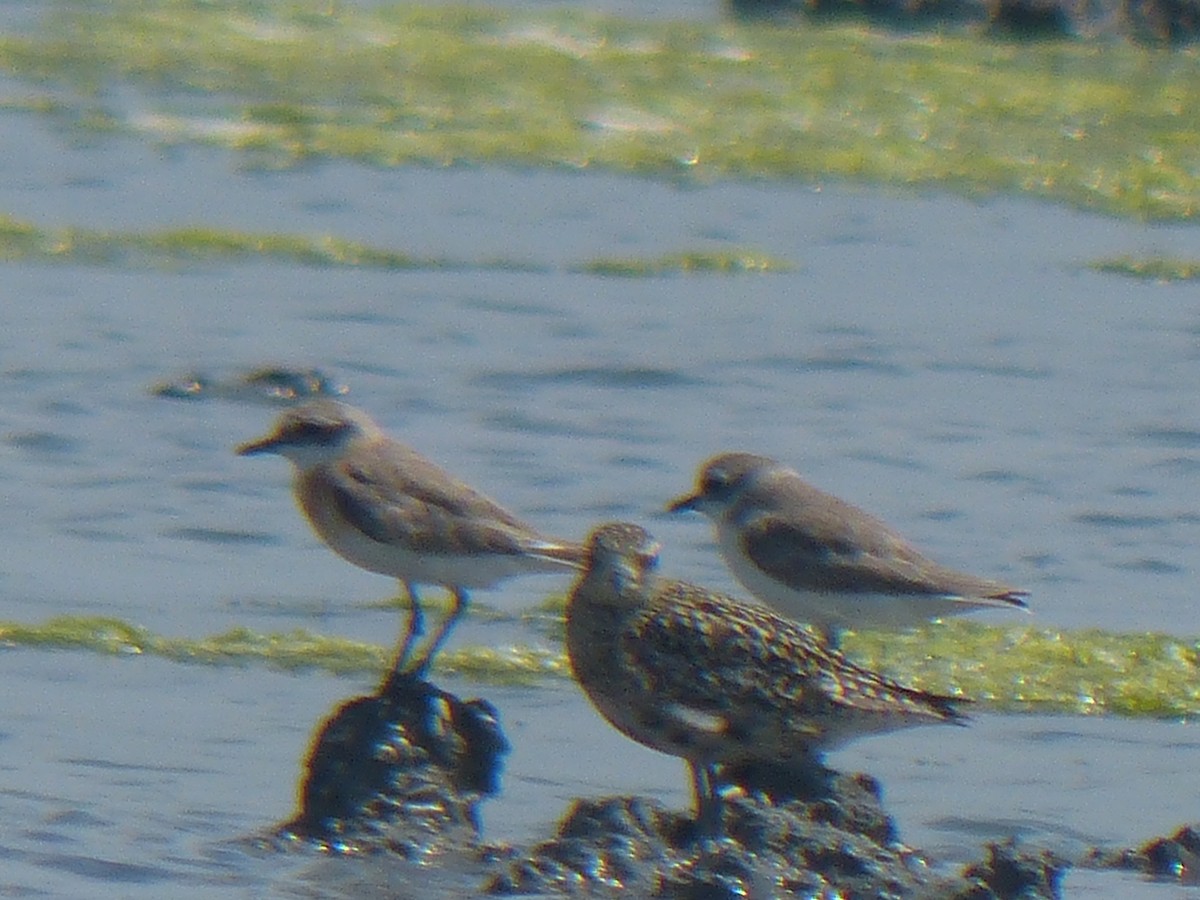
[
  {"x1": 238, "y1": 400, "x2": 584, "y2": 679},
  {"x1": 565, "y1": 521, "x2": 967, "y2": 830},
  {"x1": 668, "y1": 452, "x2": 1028, "y2": 643}
]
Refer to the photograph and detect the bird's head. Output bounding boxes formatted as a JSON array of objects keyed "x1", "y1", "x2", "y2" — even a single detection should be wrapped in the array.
[
  {"x1": 581, "y1": 522, "x2": 662, "y2": 601},
  {"x1": 236, "y1": 399, "x2": 382, "y2": 469},
  {"x1": 666, "y1": 452, "x2": 776, "y2": 519}
]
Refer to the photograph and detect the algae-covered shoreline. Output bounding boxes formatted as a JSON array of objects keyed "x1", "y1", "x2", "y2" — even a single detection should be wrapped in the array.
[
  {"x1": 0, "y1": 212, "x2": 793, "y2": 274},
  {"x1": 2, "y1": 5, "x2": 1198, "y2": 896},
  {"x1": 1, "y1": 0, "x2": 1198, "y2": 222},
  {"x1": 2, "y1": 210, "x2": 1197, "y2": 280},
  {"x1": 7, "y1": 612, "x2": 1199, "y2": 718}
]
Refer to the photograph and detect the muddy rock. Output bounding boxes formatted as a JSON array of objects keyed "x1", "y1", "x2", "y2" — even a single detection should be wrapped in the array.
[
  {"x1": 960, "y1": 840, "x2": 1068, "y2": 898},
  {"x1": 725, "y1": 0, "x2": 1200, "y2": 43},
  {"x1": 485, "y1": 771, "x2": 1061, "y2": 897},
  {"x1": 270, "y1": 674, "x2": 509, "y2": 858},
  {"x1": 1087, "y1": 822, "x2": 1200, "y2": 884},
  {"x1": 252, "y1": 677, "x2": 1072, "y2": 897},
  {"x1": 152, "y1": 365, "x2": 346, "y2": 404}
]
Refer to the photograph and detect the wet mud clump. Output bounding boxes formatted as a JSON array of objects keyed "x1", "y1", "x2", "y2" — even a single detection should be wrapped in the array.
[
  {"x1": 486, "y1": 772, "x2": 1066, "y2": 898},
  {"x1": 272, "y1": 674, "x2": 508, "y2": 858},
  {"x1": 1087, "y1": 823, "x2": 1200, "y2": 884},
  {"x1": 962, "y1": 840, "x2": 1068, "y2": 899},
  {"x1": 726, "y1": 0, "x2": 1200, "y2": 44},
  {"x1": 152, "y1": 366, "x2": 347, "y2": 405},
  {"x1": 256, "y1": 676, "x2": 1070, "y2": 896}
]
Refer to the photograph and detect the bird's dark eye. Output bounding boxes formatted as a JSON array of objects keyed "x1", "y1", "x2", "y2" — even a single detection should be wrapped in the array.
[
  {"x1": 701, "y1": 468, "x2": 730, "y2": 495},
  {"x1": 638, "y1": 546, "x2": 661, "y2": 571},
  {"x1": 288, "y1": 420, "x2": 342, "y2": 443}
]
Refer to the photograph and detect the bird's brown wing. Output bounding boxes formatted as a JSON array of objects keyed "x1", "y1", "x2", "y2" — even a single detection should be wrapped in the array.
[
  {"x1": 740, "y1": 507, "x2": 1025, "y2": 604},
  {"x1": 623, "y1": 582, "x2": 964, "y2": 729},
  {"x1": 328, "y1": 444, "x2": 551, "y2": 557},
  {"x1": 618, "y1": 585, "x2": 833, "y2": 735}
]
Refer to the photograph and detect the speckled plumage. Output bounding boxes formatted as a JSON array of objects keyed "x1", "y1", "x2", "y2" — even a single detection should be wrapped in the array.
[
  {"x1": 238, "y1": 400, "x2": 583, "y2": 678},
  {"x1": 566, "y1": 522, "x2": 966, "y2": 826}
]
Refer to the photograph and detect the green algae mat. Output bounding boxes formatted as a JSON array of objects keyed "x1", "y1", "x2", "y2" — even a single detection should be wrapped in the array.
[
  {"x1": 0, "y1": 213, "x2": 792, "y2": 275},
  {"x1": 3, "y1": 211, "x2": 1198, "y2": 281},
  {"x1": 2, "y1": 1, "x2": 1198, "y2": 715},
  {"x1": 5, "y1": 612, "x2": 1199, "y2": 718},
  {"x1": 1, "y1": 0, "x2": 1198, "y2": 221}
]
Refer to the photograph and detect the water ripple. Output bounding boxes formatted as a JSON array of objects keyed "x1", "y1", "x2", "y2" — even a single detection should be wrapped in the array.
[
  {"x1": 928, "y1": 361, "x2": 1053, "y2": 380},
  {"x1": 5, "y1": 431, "x2": 82, "y2": 455},
  {"x1": 473, "y1": 366, "x2": 702, "y2": 390},
  {"x1": 967, "y1": 469, "x2": 1037, "y2": 485},
  {"x1": 1135, "y1": 427, "x2": 1200, "y2": 449},
  {"x1": 1151, "y1": 456, "x2": 1200, "y2": 475},
  {"x1": 163, "y1": 527, "x2": 279, "y2": 546},
  {"x1": 748, "y1": 354, "x2": 906, "y2": 376},
  {"x1": 481, "y1": 410, "x2": 596, "y2": 438},
  {"x1": 1072, "y1": 512, "x2": 1173, "y2": 529},
  {"x1": 1112, "y1": 558, "x2": 1183, "y2": 574},
  {"x1": 35, "y1": 852, "x2": 172, "y2": 884}
]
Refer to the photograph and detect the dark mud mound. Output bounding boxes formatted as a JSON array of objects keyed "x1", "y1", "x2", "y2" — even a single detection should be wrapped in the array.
[
  {"x1": 249, "y1": 675, "x2": 1070, "y2": 896},
  {"x1": 272, "y1": 674, "x2": 509, "y2": 858},
  {"x1": 1088, "y1": 822, "x2": 1200, "y2": 884},
  {"x1": 727, "y1": 0, "x2": 1200, "y2": 44},
  {"x1": 487, "y1": 775, "x2": 1066, "y2": 898}
]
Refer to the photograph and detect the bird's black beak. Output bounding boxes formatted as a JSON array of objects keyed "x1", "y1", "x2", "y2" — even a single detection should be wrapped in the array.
[
  {"x1": 236, "y1": 435, "x2": 282, "y2": 456},
  {"x1": 666, "y1": 493, "x2": 700, "y2": 514}
]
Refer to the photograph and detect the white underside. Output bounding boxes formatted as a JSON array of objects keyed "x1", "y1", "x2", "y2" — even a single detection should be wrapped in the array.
[
  {"x1": 301, "y1": 493, "x2": 573, "y2": 590},
  {"x1": 716, "y1": 522, "x2": 990, "y2": 633}
]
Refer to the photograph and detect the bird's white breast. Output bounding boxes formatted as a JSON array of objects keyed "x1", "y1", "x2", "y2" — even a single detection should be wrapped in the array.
[{"x1": 294, "y1": 468, "x2": 569, "y2": 589}]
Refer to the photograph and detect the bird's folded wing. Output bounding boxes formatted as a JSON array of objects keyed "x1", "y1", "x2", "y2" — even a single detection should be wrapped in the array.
[
  {"x1": 620, "y1": 599, "x2": 832, "y2": 727},
  {"x1": 814, "y1": 667, "x2": 967, "y2": 723},
  {"x1": 330, "y1": 453, "x2": 538, "y2": 556},
  {"x1": 740, "y1": 512, "x2": 1020, "y2": 601}
]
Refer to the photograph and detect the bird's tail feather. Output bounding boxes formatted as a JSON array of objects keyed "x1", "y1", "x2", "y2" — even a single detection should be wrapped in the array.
[{"x1": 526, "y1": 539, "x2": 587, "y2": 569}]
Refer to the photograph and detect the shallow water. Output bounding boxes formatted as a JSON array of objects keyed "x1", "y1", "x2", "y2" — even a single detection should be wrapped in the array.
[{"x1": 4, "y1": 3, "x2": 1200, "y2": 896}]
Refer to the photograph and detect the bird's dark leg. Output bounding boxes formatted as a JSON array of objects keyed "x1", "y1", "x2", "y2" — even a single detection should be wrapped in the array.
[
  {"x1": 406, "y1": 586, "x2": 468, "y2": 677},
  {"x1": 689, "y1": 762, "x2": 706, "y2": 814},
  {"x1": 819, "y1": 622, "x2": 843, "y2": 650},
  {"x1": 380, "y1": 582, "x2": 425, "y2": 690},
  {"x1": 690, "y1": 762, "x2": 723, "y2": 837}
]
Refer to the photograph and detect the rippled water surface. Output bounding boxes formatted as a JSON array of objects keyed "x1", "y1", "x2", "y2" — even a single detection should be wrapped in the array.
[{"x1": 3, "y1": 4, "x2": 1200, "y2": 896}]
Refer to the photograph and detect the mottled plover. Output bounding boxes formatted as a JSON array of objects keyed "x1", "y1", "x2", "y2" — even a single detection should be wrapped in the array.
[
  {"x1": 237, "y1": 399, "x2": 584, "y2": 678},
  {"x1": 668, "y1": 452, "x2": 1028, "y2": 643},
  {"x1": 566, "y1": 521, "x2": 966, "y2": 829}
]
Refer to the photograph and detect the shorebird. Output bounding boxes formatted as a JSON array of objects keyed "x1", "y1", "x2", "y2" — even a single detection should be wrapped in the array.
[
  {"x1": 566, "y1": 521, "x2": 966, "y2": 830},
  {"x1": 668, "y1": 452, "x2": 1028, "y2": 643},
  {"x1": 237, "y1": 399, "x2": 584, "y2": 679}
]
